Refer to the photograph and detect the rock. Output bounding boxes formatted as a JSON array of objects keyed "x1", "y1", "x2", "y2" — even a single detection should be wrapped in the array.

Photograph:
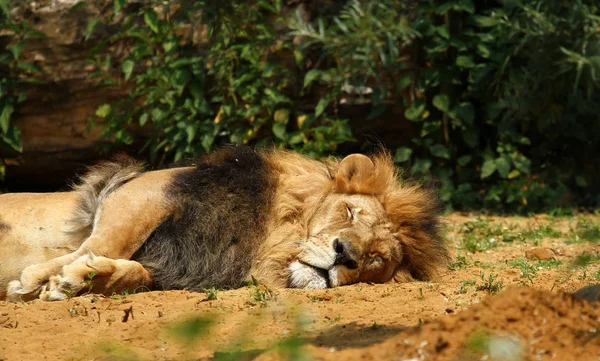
[
  {"x1": 573, "y1": 284, "x2": 600, "y2": 303},
  {"x1": 525, "y1": 247, "x2": 556, "y2": 261}
]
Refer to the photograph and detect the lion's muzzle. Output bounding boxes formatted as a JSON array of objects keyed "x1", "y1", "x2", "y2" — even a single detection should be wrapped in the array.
[{"x1": 332, "y1": 238, "x2": 358, "y2": 270}]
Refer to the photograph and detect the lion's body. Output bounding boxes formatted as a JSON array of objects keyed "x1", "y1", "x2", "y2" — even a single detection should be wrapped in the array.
[{"x1": 1, "y1": 146, "x2": 449, "y2": 301}]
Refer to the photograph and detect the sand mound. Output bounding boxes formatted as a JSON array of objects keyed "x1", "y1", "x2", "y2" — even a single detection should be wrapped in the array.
[{"x1": 329, "y1": 287, "x2": 600, "y2": 361}]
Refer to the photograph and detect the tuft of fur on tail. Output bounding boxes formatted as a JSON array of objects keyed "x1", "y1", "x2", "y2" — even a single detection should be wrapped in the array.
[{"x1": 67, "y1": 154, "x2": 144, "y2": 240}]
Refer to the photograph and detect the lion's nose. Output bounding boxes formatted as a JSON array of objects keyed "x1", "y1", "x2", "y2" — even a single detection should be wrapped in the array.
[{"x1": 332, "y1": 238, "x2": 358, "y2": 270}]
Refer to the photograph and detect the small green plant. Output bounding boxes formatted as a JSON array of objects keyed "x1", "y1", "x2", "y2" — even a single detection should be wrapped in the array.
[
  {"x1": 418, "y1": 287, "x2": 424, "y2": 300},
  {"x1": 535, "y1": 259, "x2": 562, "y2": 269},
  {"x1": 522, "y1": 224, "x2": 562, "y2": 245},
  {"x1": 459, "y1": 279, "x2": 477, "y2": 294},
  {"x1": 0, "y1": 4, "x2": 45, "y2": 180},
  {"x1": 60, "y1": 289, "x2": 76, "y2": 299},
  {"x1": 83, "y1": 271, "x2": 97, "y2": 293},
  {"x1": 449, "y1": 252, "x2": 470, "y2": 270},
  {"x1": 248, "y1": 285, "x2": 276, "y2": 308},
  {"x1": 460, "y1": 218, "x2": 511, "y2": 252},
  {"x1": 203, "y1": 287, "x2": 219, "y2": 301},
  {"x1": 568, "y1": 219, "x2": 600, "y2": 244},
  {"x1": 169, "y1": 316, "x2": 215, "y2": 347},
  {"x1": 110, "y1": 290, "x2": 131, "y2": 300},
  {"x1": 476, "y1": 272, "x2": 503, "y2": 295},
  {"x1": 508, "y1": 258, "x2": 537, "y2": 285}
]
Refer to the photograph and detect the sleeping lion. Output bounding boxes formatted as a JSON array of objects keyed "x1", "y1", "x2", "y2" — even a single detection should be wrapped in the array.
[{"x1": 0, "y1": 146, "x2": 449, "y2": 302}]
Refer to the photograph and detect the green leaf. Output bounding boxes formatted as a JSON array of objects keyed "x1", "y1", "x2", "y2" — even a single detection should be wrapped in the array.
[
  {"x1": 185, "y1": 125, "x2": 196, "y2": 143},
  {"x1": 405, "y1": 100, "x2": 426, "y2": 121},
  {"x1": 122, "y1": 57, "x2": 135, "y2": 81},
  {"x1": 0, "y1": 101, "x2": 14, "y2": 134},
  {"x1": 86, "y1": 18, "x2": 100, "y2": 41},
  {"x1": 1, "y1": 125, "x2": 22, "y2": 152},
  {"x1": 394, "y1": 147, "x2": 413, "y2": 163},
  {"x1": 429, "y1": 144, "x2": 450, "y2": 159},
  {"x1": 457, "y1": 155, "x2": 472, "y2": 166},
  {"x1": 201, "y1": 133, "x2": 215, "y2": 153},
  {"x1": 436, "y1": 25, "x2": 450, "y2": 39},
  {"x1": 95, "y1": 103, "x2": 111, "y2": 118},
  {"x1": 315, "y1": 95, "x2": 330, "y2": 117},
  {"x1": 480, "y1": 159, "x2": 496, "y2": 179},
  {"x1": 288, "y1": 133, "x2": 304, "y2": 145},
  {"x1": 162, "y1": 37, "x2": 178, "y2": 54},
  {"x1": 144, "y1": 10, "x2": 160, "y2": 34},
  {"x1": 10, "y1": 43, "x2": 22, "y2": 60},
  {"x1": 507, "y1": 169, "x2": 520, "y2": 179},
  {"x1": 473, "y1": 15, "x2": 498, "y2": 27},
  {"x1": 476, "y1": 44, "x2": 490, "y2": 58},
  {"x1": 17, "y1": 62, "x2": 41, "y2": 73},
  {"x1": 513, "y1": 154, "x2": 531, "y2": 174},
  {"x1": 303, "y1": 69, "x2": 323, "y2": 88},
  {"x1": 463, "y1": 129, "x2": 479, "y2": 148},
  {"x1": 432, "y1": 94, "x2": 450, "y2": 112},
  {"x1": 396, "y1": 74, "x2": 412, "y2": 92},
  {"x1": 412, "y1": 159, "x2": 432, "y2": 174},
  {"x1": 272, "y1": 122, "x2": 287, "y2": 140},
  {"x1": 495, "y1": 155, "x2": 511, "y2": 178},
  {"x1": 576, "y1": 176, "x2": 587, "y2": 187},
  {"x1": 456, "y1": 55, "x2": 475, "y2": 68},
  {"x1": 139, "y1": 113, "x2": 148, "y2": 126},
  {"x1": 264, "y1": 88, "x2": 291, "y2": 104},
  {"x1": 169, "y1": 69, "x2": 191, "y2": 94},
  {"x1": 114, "y1": 0, "x2": 125, "y2": 14},
  {"x1": 454, "y1": 102, "x2": 474, "y2": 125},
  {"x1": 273, "y1": 109, "x2": 290, "y2": 124},
  {"x1": 0, "y1": 158, "x2": 4, "y2": 181}
]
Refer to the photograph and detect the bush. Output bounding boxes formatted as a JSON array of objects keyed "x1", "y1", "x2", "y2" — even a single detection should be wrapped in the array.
[
  {"x1": 85, "y1": 0, "x2": 353, "y2": 163},
  {"x1": 4, "y1": 0, "x2": 600, "y2": 212},
  {"x1": 0, "y1": 1, "x2": 43, "y2": 180}
]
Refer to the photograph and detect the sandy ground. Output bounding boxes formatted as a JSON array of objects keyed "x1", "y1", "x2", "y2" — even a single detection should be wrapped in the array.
[{"x1": 1, "y1": 213, "x2": 599, "y2": 361}]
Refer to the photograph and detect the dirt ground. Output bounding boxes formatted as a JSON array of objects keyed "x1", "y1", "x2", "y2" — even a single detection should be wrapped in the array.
[{"x1": 1, "y1": 213, "x2": 599, "y2": 361}]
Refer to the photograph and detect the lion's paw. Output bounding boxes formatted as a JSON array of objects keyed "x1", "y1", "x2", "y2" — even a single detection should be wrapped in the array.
[
  {"x1": 39, "y1": 275, "x2": 77, "y2": 301},
  {"x1": 6, "y1": 279, "x2": 42, "y2": 302},
  {"x1": 37, "y1": 253, "x2": 97, "y2": 301}
]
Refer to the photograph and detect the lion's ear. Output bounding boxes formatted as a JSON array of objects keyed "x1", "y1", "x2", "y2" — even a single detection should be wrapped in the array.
[{"x1": 334, "y1": 154, "x2": 376, "y2": 194}]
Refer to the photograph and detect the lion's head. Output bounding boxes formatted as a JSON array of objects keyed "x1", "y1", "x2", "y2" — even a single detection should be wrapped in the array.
[{"x1": 266, "y1": 151, "x2": 448, "y2": 289}]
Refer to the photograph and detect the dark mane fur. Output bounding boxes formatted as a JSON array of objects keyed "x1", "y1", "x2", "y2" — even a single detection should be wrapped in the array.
[{"x1": 132, "y1": 146, "x2": 276, "y2": 290}]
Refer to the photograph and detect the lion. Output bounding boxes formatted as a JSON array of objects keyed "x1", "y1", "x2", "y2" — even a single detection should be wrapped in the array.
[{"x1": 0, "y1": 146, "x2": 449, "y2": 302}]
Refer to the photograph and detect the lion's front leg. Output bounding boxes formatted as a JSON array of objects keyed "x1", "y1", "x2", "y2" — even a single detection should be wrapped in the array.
[
  {"x1": 39, "y1": 252, "x2": 153, "y2": 301},
  {"x1": 6, "y1": 251, "x2": 87, "y2": 302}
]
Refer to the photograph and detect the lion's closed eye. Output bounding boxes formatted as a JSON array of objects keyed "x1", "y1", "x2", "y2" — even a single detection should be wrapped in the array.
[
  {"x1": 346, "y1": 205, "x2": 354, "y2": 221},
  {"x1": 344, "y1": 204, "x2": 363, "y2": 222}
]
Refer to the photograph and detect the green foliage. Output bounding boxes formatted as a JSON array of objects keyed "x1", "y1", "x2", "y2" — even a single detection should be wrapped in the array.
[
  {"x1": 2, "y1": 0, "x2": 598, "y2": 213},
  {"x1": 567, "y1": 218, "x2": 600, "y2": 243},
  {"x1": 391, "y1": 0, "x2": 600, "y2": 212},
  {"x1": 86, "y1": 0, "x2": 353, "y2": 163},
  {"x1": 458, "y1": 279, "x2": 476, "y2": 294},
  {"x1": 476, "y1": 271, "x2": 503, "y2": 294},
  {"x1": 459, "y1": 217, "x2": 518, "y2": 252},
  {"x1": 248, "y1": 284, "x2": 276, "y2": 308},
  {"x1": 203, "y1": 287, "x2": 219, "y2": 301},
  {"x1": 0, "y1": 4, "x2": 44, "y2": 180}
]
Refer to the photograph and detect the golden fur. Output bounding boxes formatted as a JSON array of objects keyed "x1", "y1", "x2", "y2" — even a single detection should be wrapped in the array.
[{"x1": 0, "y1": 147, "x2": 448, "y2": 301}]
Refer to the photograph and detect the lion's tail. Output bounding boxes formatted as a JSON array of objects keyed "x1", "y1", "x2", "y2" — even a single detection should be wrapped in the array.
[{"x1": 68, "y1": 154, "x2": 144, "y2": 240}]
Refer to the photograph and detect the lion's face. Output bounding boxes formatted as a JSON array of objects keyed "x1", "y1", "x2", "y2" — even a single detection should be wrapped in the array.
[{"x1": 289, "y1": 193, "x2": 402, "y2": 289}]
